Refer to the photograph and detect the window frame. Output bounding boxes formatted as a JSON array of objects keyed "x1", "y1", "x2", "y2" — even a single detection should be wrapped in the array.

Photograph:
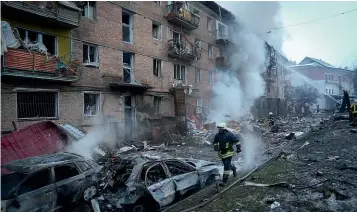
[
  {"x1": 208, "y1": 44, "x2": 213, "y2": 58},
  {"x1": 83, "y1": 92, "x2": 101, "y2": 117},
  {"x1": 16, "y1": 27, "x2": 58, "y2": 55},
  {"x1": 153, "y1": 59, "x2": 162, "y2": 77},
  {"x1": 152, "y1": 21, "x2": 162, "y2": 40},
  {"x1": 153, "y1": 1, "x2": 161, "y2": 6},
  {"x1": 82, "y1": 1, "x2": 97, "y2": 20},
  {"x1": 209, "y1": 71, "x2": 215, "y2": 84},
  {"x1": 122, "y1": 9, "x2": 134, "y2": 44},
  {"x1": 123, "y1": 52, "x2": 134, "y2": 83},
  {"x1": 216, "y1": 20, "x2": 228, "y2": 40},
  {"x1": 195, "y1": 68, "x2": 201, "y2": 83},
  {"x1": 16, "y1": 168, "x2": 52, "y2": 196},
  {"x1": 174, "y1": 64, "x2": 186, "y2": 83},
  {"x1": 164, "y1": 160, "x2": 196, "y2": 177},
  {"x1": 53, "y1": 164, "x2": 81, "y2": 183},
  {"x1": 83, "y1": 43, "x2": 99, "y2": 67},
  {"x1": 16, "y1": 91, "x2": 59, "y2": 120},
  {"x1": 207, "y1": 16, "x2": 212, "y2": 31}
]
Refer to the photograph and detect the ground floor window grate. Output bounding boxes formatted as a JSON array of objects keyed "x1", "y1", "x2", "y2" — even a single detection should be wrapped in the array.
[{"x1": 17, "y1": 92, "x2": 58, "y2": 119}]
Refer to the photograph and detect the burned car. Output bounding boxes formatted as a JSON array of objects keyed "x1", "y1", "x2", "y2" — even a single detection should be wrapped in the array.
[
  {"x1": 98, "y1": 156, "x2": 219, "y2": 212},
  {"x1": 1, "y1": 152, "x2": 102, "y2": 212}
]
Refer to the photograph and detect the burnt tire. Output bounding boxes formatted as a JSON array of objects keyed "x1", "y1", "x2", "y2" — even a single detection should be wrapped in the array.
[{"x1": 205, "y1": 175, "x2": 216, "y2": 187}]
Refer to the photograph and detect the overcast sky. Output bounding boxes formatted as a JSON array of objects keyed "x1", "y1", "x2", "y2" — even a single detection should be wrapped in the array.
[{"x1": 218, "y1": 1, "x2": 357, "y2": 68}]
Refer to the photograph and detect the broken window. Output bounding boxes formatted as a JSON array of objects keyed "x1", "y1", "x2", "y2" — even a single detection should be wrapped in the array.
[
  {"x1": 82, "y1": 1, "x2": 96, "y2": 19},
  {"x1": 123, "y1": 52, "x2": 134, "y2": 83},
  {"x1": 174, "y1": 64, "x2": 185, "y2": 83},
  {"x1": 17, "y1": 28, "x2": 57, "y2": 55},
  {"x1": 208, "y1": 44, "x2": 213, "y2": 58},
  {"x1": 153, "y1": 1, "x2": 161, "y2": 5},
  {"x1": 54, "y1": 165, "x2": 80, "y2": 182},
  {"x1": 84, "y1": 93, "x2": 100, "y2": 116},
  {"x1": 195, "y1": 68, "x2": 201, "y2": 83},
  {"x1": 207, "y1": 17, "x2": 212, "y2": 31},
  {"x1": 152, "y1": 21, "x2": 161, "y2": 40},
  {"x1": 122, "y1": 10, "x2": 133, "y2": 43},
  {"x1": 17, "y1": 92, "x2": 58, "y2": 119},
  {"x1": 153, "y1": 59, "x2": 161, "y2": 77},
  {"x1": 154, "y1": 96, "x2": 161, "y2": 113},
  {"x1": 83, "y1": 44, "x2": 99, "y2": 66},
  {"x1": 165, "y1": 161, "x2": 195, "y2": 176},
  {"x1": 145, "y1": 163, "x2": 167, "y2": 186},
  {"x1": 216, "y1": 21, "x2": 228, "y2": 39},
  {"x1": 17, "y1": 169, "x2": 51, "y2": 196}
]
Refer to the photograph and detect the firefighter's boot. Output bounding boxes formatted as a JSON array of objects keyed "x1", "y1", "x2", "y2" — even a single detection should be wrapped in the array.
[
  {"x1": 219, "y1": 174, "x2": 229, "y2": 186},
  {"x1": 232, "y1": 164, "x2": 237, "y2": 177}
]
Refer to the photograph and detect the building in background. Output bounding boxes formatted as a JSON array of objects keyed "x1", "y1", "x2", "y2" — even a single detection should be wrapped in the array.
[
  {"x1": 287, "y1": 57, "x2": 356, "y2": 112},
  {"x1": 1, "y1": 1, "x2": 232, "y2": 138}
]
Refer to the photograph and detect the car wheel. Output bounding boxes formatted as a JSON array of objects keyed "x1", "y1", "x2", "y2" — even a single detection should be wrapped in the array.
[{"x1": 205, "y1": 175, "x2": 216, "y2": 187}]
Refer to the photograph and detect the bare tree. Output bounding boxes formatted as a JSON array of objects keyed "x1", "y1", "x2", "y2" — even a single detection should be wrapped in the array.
[{"x1": 285, "y1": 83, "x2": 320, "y2": 116}]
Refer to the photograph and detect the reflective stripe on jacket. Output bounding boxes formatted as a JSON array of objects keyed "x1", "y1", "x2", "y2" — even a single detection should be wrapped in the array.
[
  {"x1": 213, "y1": 130, "x2": 239, "y2": 159},
  {"x1": 351, "y1": 103, "x2": 357, "y2": 114}
]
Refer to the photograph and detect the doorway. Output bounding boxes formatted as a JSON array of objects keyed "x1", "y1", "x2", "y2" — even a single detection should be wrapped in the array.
[{"x1": 124, "y1": 96, "x2": 136, "y2": 140}]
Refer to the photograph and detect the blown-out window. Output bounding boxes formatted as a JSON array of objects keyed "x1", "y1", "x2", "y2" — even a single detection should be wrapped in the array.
[{"x1": 84, "y1": 93, "x2": 100, "y2": 116}]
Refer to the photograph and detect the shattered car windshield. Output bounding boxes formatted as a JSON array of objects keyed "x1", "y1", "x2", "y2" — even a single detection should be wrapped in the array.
[{"x1": 1, "y1": 171, "x2": 27, "y2": 199}]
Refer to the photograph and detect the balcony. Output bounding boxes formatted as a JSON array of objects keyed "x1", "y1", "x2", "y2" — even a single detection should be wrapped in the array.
[
  {"x1": 215, "y1": 30, "x2": 233, "y2": 46},
  {"x1": 168, "y1": 39, "x2": 197, "y2": 62},
  {"x1": 166, "y1": 3, "x2": 200, "y2": 30},
  {"x1": 1, "y1": 1, "x2": 80, "y2": 29},
  {"x1": 216, "y1": 56, "x2": 231, "y2": 68},
  {"x1": 1, "y1": 48, "x2": 79, "y2": 82}
]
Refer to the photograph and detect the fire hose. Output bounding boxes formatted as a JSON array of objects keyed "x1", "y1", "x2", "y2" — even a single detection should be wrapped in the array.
[{"x1": 162, "y1": 150, "x2": 284, "y2": 212}]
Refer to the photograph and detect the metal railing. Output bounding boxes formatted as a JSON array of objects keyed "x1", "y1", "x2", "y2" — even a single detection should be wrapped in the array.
[
  {"x1": 168, "y1": 38, "x2": 196, "y2": 59},
  {"x1": 167, "y1": 3, "x2": 200, "y2": 27}
]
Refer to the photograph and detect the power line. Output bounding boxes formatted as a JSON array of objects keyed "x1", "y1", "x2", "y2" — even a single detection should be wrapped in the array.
[{"x1": 264, "y1": 8, "x2": 357, "y2": 34}]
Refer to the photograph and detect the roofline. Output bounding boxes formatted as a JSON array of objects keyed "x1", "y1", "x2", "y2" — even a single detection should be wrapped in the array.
[
  {"x1": 201, "y1": 1, "x2": 235, "y2": 21},
  {"x1": 289, "y1": 64, "x2": 354, "y2": 72}
]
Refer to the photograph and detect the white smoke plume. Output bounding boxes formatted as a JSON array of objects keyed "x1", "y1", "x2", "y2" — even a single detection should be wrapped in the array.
[
  {"x1": 209, "y1": 2, "x2": 285, "y2": 168},
  {"x1": 67, "y1": 115, "x2": 118, "y2": 159}
]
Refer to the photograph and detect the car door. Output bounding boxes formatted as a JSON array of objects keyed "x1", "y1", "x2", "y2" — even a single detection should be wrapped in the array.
[
  {"x1": 144, "y1": 163, "x2": 175, "y2": 207},
  {"x1": 163, "y1": 160, "x2": 199, "y2": 196},
  {"x1": 7, "y1": 168, "x2": 56, "y2": 212},
  {"x1": 53, "y1": 163, "x2": 85, "y2": 205}
]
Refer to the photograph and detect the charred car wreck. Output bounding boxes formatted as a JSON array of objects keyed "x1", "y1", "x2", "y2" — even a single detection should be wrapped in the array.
[
  {"x1": 96, "y1": 154, "x2": 220, "y2": 212},
  {"x1": 1, "y1": 152, "x2": 102, "y2": 212}
]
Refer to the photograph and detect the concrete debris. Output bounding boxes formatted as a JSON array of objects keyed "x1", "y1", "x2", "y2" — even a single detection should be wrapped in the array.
[
  {"x1": 327, "y1": 156, "x2": 340, "y2": 161},
  {"x1": 91, "y1": 199, "x2": 101, "y2": 212},
  {"x1": 270, "y1": 201, "x2": 281, "y2": 209},
  {"x1": 298, "y1": 141, "x2": 310, "y2": 149}
]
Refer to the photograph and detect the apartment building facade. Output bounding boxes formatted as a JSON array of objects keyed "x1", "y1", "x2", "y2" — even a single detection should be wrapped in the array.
[
  {"x1": 287, "y1": 57, "x2": 356, "y2": 111},
  {"x1": 1, "y1": 1, "x2": 233, "y2": 138}
]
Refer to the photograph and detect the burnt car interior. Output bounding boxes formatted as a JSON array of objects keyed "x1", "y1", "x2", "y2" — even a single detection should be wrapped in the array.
[
  {"x1": 143, "y1": 163, "x2": 168, "y2": 186},
  {"x1": 54, "y1": 164, "x2": 79, "y2": 182},
  {"x1": 165, "y1": 161, "x2": 195, "y2": 176},
  {"x1": 17, "y1": 169, "x2": 51, "y2": 196},
  {"x1": 1, "y1": 172, "x2": 27, "y2": 199}
]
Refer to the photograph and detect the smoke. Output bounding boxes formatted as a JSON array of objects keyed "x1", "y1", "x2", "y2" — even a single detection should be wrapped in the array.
[
  {"x1": 66, "y1": 115, "x2": 118, "y2": 159},
  {"x1": 209, "y1": 2, "x2": 285, "y2": 167}
]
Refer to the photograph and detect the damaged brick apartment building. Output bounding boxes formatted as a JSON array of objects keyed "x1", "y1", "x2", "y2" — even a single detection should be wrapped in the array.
[{"x1": 1, "y1": 1, "x2": 240, "y2": 139}]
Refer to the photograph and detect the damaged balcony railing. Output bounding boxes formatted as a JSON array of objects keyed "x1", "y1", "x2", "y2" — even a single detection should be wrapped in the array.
[
  {"x1": 215, "y1": 30, "x2": 232, "y2": 46},
  {"x1": 1, "y1": 48, "x2": 80, "y2": 82},
  {"x1": 166, "y1": 2, "x2": 200, "y2": 30},
  {"x1": 1, "y1": 1, "x2": 80, "y2": 28},
  {"x1": 168, "y1": 38, "x2": 197, "y2": 61}
]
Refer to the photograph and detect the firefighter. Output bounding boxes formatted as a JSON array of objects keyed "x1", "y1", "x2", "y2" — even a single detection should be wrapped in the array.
[
  {"x1": 268, "y1": 112, "x2": 275, "y2": 127},
  {"x1": 213, "y1": 122, "x2": 241, "y2": 185},
  {"x1": 351, "y1": 101, "x2": 357, "y2": 120}
]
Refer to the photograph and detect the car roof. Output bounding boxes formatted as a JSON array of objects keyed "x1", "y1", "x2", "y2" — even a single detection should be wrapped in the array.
[{"x1": 2, "y1": 152, "x2": 85, "y2": 173}]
